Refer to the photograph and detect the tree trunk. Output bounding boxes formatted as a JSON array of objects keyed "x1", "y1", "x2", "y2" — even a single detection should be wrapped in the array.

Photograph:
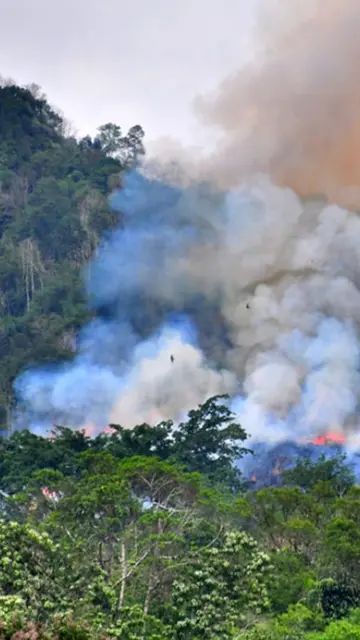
[
  {"x1": 143, "y1": 572, "x2": 153, "y2": 616},
  {"x1": 118, "y1": 542, "x2": 127, "y2": 613}
]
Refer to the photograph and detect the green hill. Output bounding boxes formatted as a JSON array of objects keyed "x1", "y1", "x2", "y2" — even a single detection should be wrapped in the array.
[{"x1": 0, "y1": 82, "x2": 144, "y2": 425}]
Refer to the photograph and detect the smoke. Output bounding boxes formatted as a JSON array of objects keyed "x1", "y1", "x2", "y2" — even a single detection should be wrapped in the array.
[
  {"x1": 13, "y1": 1, "x2": 360, "y2": 447},
  {"x1": 196, "y1": 0, "x2": 360, "y2": 208},
  {"x1": 14, "y1": 171, "x2": 360, "y2": 446},
  {"x1": 108, "y1": 325, "x2": 236, "y2": 427}
]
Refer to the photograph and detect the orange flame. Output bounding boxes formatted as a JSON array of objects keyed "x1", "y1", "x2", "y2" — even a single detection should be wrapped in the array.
[{"x1": 311, "y1": 431, "x2": 346, "y2": 446}]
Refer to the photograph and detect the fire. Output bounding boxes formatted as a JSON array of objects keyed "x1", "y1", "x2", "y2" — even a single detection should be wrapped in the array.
[
  {"x1": 83, "y1": 422, "x2": 98, "y2": 437},
  {"x1": 41, "y1": 487, "x2": 60, "y2": 502},
  {"x1": 311, "y1": 431, "x2": 346, "y2": 446}
]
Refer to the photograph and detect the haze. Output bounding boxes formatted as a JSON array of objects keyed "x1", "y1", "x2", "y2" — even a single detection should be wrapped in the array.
[{"x1": 0, "y1": 0, "x2": 260, "y2": 145}]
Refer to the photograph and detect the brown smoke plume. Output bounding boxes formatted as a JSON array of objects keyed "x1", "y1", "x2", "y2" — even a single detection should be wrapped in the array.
[{"x1": 197, "y1": 0, "x2": 360, "y2": 208}]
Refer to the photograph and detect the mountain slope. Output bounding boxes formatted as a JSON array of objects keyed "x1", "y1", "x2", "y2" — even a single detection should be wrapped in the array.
[{"x1": 0, "y1": 82, "x2": 144, "y2": 426}]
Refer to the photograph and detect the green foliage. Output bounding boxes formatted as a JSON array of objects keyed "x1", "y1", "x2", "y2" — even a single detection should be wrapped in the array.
[
  {"x1": 172, "y1": 395, "x2": 249, "y2": 489},
  {"x1": 239, "y1": 605, "x2": 325, "y2": 640},
  {"x1": 307, "y1": 609, "x2": 360, "y2": 640},
  {"x1": 109, "y1": 394, "x2": 249, "y2": 489},
  {"x1": 107, "y1": 605, "x2": 170, "y2": 640},
  {"x1": 0, "y1": 396, "x2": 248, "y2": 494},
  {"x1": 284, "y1": 455, "x2": 355, "y2": 496},
  {"x1": 0, "y1": 427, "x2": 90, "y2": 493},
  {"x1": 322, "y1": 515, "x2": 360, "y2": 590},
  {"x1": 268, "y1": 549, "x2": 315, "y2": 613},
  {"x1": 171, "y1": 530, "x2": 271, "y2": 639},
  {"x1": 273, "y1": 604, "x2": 325, "y2": 638},
  {"x1": 0, "y1": 83, "x2": 144, "y2": 424},
  {"x1": 0, "y1": 400, "x2": 358, "y2": 637},
  {"x1": 95, "y1": 123, "x2": 145, "y2": 164},
  {"x1": 0, "y1": 519, "x2": 66, "y2": 619},
  {"x1": 0, "y1": 415, "x2": 358, "y2": 638}
]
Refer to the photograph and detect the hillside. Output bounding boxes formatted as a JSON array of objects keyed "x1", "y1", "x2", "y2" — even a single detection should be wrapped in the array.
[{"x1": 0, "y1": 82, "x2": 144, "y2": 426}]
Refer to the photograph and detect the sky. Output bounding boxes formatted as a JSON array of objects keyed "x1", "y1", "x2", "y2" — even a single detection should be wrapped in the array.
[{"x1": 0, "y1": 0, "x2": 261, "y2": 147}]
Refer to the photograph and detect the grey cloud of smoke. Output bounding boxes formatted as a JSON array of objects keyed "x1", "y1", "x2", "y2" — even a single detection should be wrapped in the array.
[{"x1": 15, "y1": 173, "x2": 360, "y2": 448}]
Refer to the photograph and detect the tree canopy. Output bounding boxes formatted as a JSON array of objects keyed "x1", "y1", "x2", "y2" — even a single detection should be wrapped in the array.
[{"x1": 0, "y1": 397, "x2": 357, "y2": 638}]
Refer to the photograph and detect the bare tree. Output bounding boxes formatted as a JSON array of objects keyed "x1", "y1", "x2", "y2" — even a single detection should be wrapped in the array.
[{"x1": 19, "y1": 238, "x2": 45, "y2": 311}]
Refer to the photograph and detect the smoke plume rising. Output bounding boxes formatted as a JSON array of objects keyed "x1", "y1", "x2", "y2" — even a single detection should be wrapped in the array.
[
  {"x1": 15, "y1": 172, "x2": 360, "y2": 446},
  {"x1": 195, "y1": 0, "x2": 360, "y2": 208},
  {"x1": 14, "y1": 1, "x2": 360, "y2": 448}
]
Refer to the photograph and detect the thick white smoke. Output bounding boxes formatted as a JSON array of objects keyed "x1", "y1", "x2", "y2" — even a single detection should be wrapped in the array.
[
  {"x1": 109, "y1": 327, "x2": 236, "y2": 427},
  {"x1": 14, "y1": 173, "x2": 360, "y2": 446}
]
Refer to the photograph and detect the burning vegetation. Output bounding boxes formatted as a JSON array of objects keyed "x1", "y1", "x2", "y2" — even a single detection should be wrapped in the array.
[{"x1": 312, "y1": 431, "x2": 346, "y2": 446}]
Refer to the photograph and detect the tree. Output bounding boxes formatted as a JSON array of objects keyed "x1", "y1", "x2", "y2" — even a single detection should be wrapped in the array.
[
  {"x1": 307, "y1": 608, "x2": 360, "y2": 640},
  {"x1": 268, "y1": 549, "x2": 316, "y2": 613},
  {"x1": 172, "y1": 395, "x2": 249, "y2": 489},
  {"x1": 101, "y1": 420, "x2": 174, "y2": 461},
  {"x1": 96, "y1": 123, "x2": 123, "y2": 157},
  {"x1": 43, "y1": 455, "x2": 211, "y2": 625},
  {"x1": 283, "y1": 455, "x2": 354, "y2": 497},
  {"x1": 95, "y1": 122, "x2": 145, "y2": 166},
  {"x1": 119, "y1": 124, "x2": 145, "y2": 165},
  {"x1": 246, "y1": 486, "x2": 320, "y2": 552},
  {"x1": 112, "y1": 457, "x2": 207, "y2": 618},
  {"x1": 239, "y1": 604, "x2": 325, "y2": 640},
  {"x1": 108, "y1": 396, "x2": 249, "y2": 490},
  {"x1": 171, "y1": 530, "x2": 270, "y2": 639},
  {"x1": 322, "y1": 516, "x2": 360, "y2": 590},
  {"x1": 106, "y1": 604, "x2": 170, "y2": 640},
  {"x1": 0, "y1": 519, "x2": 69, "y2": 620}
]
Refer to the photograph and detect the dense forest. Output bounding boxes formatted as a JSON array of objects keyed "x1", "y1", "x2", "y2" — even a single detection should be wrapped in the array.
[
  {"x1": 0, "y1": 396, "x2": 358, "y2": 639},
  {"x1": 0, "y1": 84, "x2": 360, "y2": 639},
  {"x1": 0, "y1": 81, "x2": 144, "y2": 426}
]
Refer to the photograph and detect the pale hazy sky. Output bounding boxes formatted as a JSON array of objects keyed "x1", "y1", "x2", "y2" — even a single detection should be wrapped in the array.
[{"x1": 0, "y1": 0, "x2": 261, "y2": 146}]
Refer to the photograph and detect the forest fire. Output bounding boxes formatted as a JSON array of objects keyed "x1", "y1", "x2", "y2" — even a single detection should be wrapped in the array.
[{"x1": 311, "y1": 432, "x2": 346, "y2": 446}]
